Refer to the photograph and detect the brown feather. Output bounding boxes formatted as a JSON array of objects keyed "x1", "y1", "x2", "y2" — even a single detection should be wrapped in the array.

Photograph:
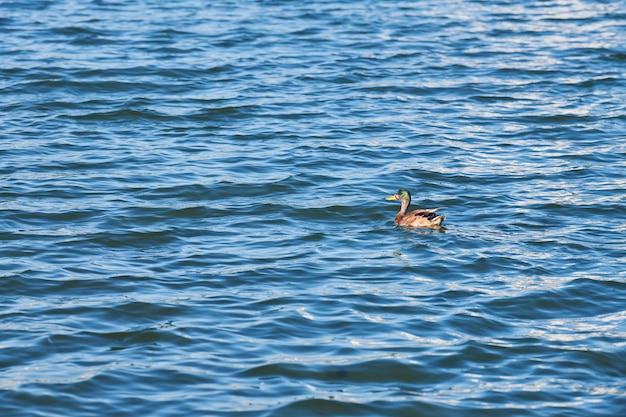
[{"x1": 395, "y1": 210, "x2": 445, "y2": 228}]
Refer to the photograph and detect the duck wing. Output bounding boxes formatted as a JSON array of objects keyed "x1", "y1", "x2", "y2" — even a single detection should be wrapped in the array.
[{"x1": 406, "y1": 209, "x2": 442, "y2": 221}]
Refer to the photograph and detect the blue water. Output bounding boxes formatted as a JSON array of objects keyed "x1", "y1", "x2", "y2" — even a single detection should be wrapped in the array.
[{"x1": 1, "y1": 1, "x2": 626, "y2": 416}]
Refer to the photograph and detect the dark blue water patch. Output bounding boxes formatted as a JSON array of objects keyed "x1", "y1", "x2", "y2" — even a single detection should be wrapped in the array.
[
  {"x1": 0, "y1": 0, "x2": 53, "y2": 11},
  {"x1": 484, "y1": 278, "x2": 626, "y2": 320},
  {"x1": 46, "y1": 26, "x2": 113, "y2": 45}
]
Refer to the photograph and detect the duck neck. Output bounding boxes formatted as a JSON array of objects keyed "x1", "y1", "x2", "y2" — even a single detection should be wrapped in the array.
[{"x1": 399, "y1": 198, "x2": 411, "y2": 215}]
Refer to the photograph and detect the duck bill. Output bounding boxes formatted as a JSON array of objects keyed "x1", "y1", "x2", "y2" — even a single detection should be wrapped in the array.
[{"x1": 385, "y1": 195, "x2": 397, "y2": 201}]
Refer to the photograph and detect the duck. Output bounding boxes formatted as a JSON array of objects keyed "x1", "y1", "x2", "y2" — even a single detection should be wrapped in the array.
[{"x1": 385, "y1": 189, "x2": 445, "y2": 228}]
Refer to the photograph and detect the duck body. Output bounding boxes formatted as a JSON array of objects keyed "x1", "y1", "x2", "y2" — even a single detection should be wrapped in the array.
[{"x1": 386, "y1": 189, "x2": 445, "y2": 228}]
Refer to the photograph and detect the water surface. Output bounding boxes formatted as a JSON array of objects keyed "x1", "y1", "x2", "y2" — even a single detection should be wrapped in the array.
[{"x1": 1, "y1": 0, "x2": 625, "y2": 416}]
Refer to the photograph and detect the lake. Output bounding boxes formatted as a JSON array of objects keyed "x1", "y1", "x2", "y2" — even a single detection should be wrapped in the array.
[{"x1": 1, "y1": 0, "x2": 625, "y2": 416}]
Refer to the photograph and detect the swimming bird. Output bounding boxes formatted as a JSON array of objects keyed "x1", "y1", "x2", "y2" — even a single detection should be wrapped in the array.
[{"x1": 385, "y1": 189, "x2": 445, "y2": 228}]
